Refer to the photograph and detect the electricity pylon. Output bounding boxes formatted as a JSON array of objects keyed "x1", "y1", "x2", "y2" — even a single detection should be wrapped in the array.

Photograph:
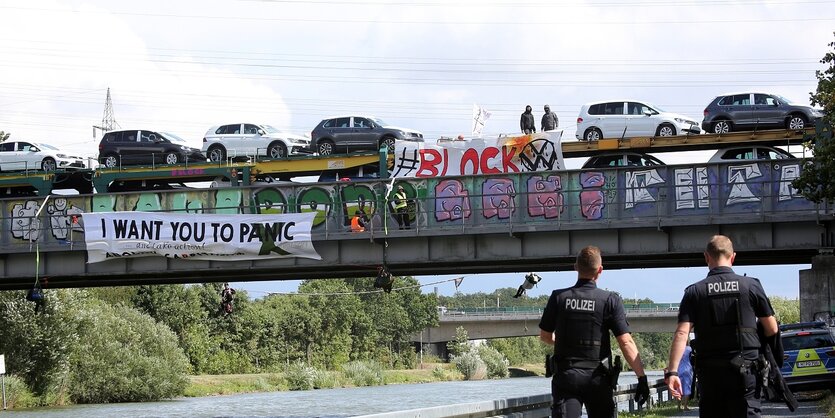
[{"x1": 92, "y1": 87, "x2": 119, "y2": 138}]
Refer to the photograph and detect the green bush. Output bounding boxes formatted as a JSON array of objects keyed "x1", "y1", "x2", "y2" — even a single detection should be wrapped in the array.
[
  {"x1": 453, "y1": 351, "x2": 486, "y2": 380},
  {"x1": 477, "y1": 345, "x2": 509, "y2": 378},
  {"x1": 313, "y1": 369, "x2": 339, "y2": 389},
  {"x1": 1, "y1": 375, "x2": 38, "y2": 408},
  {"x1": 341, "y1": 361, "x2": 384, "y2": 386},
  {"x1": 431, "y1": 365, "x2": 458, "y2": 381},
  {"x1": 284, "y1": 362, "x2": 317, "y2": 391},
  {"x1": 67, "y1": 303, "x2": 190, "y2": 403}
]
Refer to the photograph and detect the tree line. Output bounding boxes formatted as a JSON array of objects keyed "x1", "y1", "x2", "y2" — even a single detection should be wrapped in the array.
[{"x1": 0, "y1": 277, "x2": 799, "y2": 406}]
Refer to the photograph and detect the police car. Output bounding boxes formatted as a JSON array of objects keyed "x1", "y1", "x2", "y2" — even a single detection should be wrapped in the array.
[{"x1": 780, "y1": 321, "x2": 835, "y2": 391}]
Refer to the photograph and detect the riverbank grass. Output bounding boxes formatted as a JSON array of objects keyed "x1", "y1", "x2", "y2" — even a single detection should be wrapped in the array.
[
  {"x1": 619, "y1": 400, "x2": 682, "y2": 417},
  {"x1": 185, "y1": 363, "x2": 463, "y2": 397}
]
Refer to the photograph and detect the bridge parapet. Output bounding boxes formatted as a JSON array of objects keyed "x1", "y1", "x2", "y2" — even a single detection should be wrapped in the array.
[
  {"x1": 0, "y1": 159, "x2": 830, "y2": 288},
  {"x1": 0, "y1": 159, "x2": 827, "y2": 254}
]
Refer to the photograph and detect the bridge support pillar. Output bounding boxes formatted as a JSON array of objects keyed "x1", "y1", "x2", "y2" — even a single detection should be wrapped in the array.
[{"x1": 800, "y1": 254, "x2": 835, "y2": 322}]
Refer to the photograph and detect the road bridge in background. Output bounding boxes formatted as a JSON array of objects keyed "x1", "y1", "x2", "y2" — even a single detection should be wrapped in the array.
[{"x1": 413, "y1": 306, "x2": 679, "y2": 351}]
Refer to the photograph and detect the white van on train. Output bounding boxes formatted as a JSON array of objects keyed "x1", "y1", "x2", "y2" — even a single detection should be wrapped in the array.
[{"x1": 575, "y1": 100, "x2": 701, "y2": 141}]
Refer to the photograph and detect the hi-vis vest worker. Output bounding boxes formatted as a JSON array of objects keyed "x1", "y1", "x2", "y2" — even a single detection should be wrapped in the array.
[
  {"x1": 666, "y1": 235, "x2": 778, "y2": 418},
  {"x1": 539, "y1": 245, "x2": 649, "y2": 418},
  {"x1": 394, "y1": 189, "x2": 408, "y2": 210},
  {"x1": 350, "y1": 211, "x2": 366, "y2": 232}
]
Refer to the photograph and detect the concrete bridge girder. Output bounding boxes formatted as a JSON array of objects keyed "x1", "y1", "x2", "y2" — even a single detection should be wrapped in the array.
[
  {"x1": 413, "y1": 312, "x2": 679, "y2": 344},
  {"x1": 0, "y1": 221, "x2": 825, "y2": 290}
]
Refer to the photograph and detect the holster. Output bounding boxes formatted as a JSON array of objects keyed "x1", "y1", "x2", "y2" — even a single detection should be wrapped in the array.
[
  {"x1": 729, "y1": 355, "x2": 754, "y2": 378},
  {"x1": 609, "y1": 355, "x2": 622, "y2": 389},
  {"x1": 545, "y1": 354, "x2": 554, "y2": 378}
]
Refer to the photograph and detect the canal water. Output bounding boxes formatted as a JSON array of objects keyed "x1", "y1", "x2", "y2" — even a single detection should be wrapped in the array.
[{"x1": 2, "y1": 371, "x2": 661, "y2": 417}]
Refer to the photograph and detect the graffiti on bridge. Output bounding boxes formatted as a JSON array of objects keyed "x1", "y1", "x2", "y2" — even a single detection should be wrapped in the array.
[{"x1": 0, "y1": 161, "x2": 813, "y2": 244}]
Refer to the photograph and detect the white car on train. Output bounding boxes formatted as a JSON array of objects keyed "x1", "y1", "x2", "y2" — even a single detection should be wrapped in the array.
[
  {"x1": 202, "y1": 123, "x2": 311, "y2": 162},
  {"x1": 575, "y1": 100, "x2": 701, "y2": 141},
  {"x1": 0, "y1": 141, "x2": 88, "y2": 172}
]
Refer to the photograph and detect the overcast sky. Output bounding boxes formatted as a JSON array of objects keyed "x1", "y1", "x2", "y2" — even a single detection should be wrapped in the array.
[{"x1": 1, "y1": 0, "x2": 831, "y2": 300}]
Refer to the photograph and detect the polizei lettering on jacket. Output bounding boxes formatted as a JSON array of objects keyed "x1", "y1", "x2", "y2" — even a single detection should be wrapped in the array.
[
  {"x1": 565, "y1": 298, "x2": 596, "y2": 312},
  {"x1": 707, "y1": 280, "x2": 740, "y2": 295}
]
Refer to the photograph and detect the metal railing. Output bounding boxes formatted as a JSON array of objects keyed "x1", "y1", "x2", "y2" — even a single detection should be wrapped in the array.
[
  {"x1": 0, "y1": 159, "x2": 829, "y2": 253},
  {"x1": 438, "y1": 304, "x2": 679, "y2": 318}
]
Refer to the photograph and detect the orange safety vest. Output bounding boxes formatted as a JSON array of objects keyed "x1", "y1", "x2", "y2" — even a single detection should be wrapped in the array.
[{"x1": 351, "y1": 215, "x2": 365, "y2": 232}]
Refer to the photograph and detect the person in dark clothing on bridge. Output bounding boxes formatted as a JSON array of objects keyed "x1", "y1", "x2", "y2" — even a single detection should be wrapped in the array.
[
  {"x1": 665, "y1": 235, "x2": 779, "y2": 418},
  {"x1": 539, "y1": 245, "x2": 649, "y2": 418},
  {"x1": 520, "y1": 105, "x2": 536, "y2": 134},
  {"x1": 541, "y1": 105, "x2": 559, "y2": 132}
]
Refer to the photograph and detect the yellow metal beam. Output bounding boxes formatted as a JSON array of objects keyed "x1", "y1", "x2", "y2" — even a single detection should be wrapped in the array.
[
  {"x1": 561, "y1": 127, "x2": 811, "y2": 158},
  {"x1": 253, "y1": 154, "x2": 379, "y2": 174}
]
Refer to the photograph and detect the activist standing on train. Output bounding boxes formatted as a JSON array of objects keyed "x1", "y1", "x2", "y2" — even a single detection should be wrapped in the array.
[
  {"x1": 541, "y1": 104, "x2": 559, "y2": 131},
  {"x1": 520, "y1": 105, "x2": 536, "y2": 134},
  {"x1": 665, "y1": 235, "x2": 778, "y2": 418},
  {"x1": 539, "y1": 245, "x2": 649, "y2": 418}
]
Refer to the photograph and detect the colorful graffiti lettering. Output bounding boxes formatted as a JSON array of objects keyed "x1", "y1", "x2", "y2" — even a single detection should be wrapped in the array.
[
  {"x1": 10, "y1": 201, "x2": 41, "y2": 241},
  {"x1": 171, "y1": 169, "x2": 205, "y2": 176},
  {"x1": 674, "y1": 167, "x2": 710, "y2": 210},
  {"x1": 341, "y1": 183, "x2": 377, "y2": 225},
  {"x1": 0, "y1": 160, "x2": 818, "y2": 248},
  {"x1": 624, "y1": 169, "x2": 665, "y2": 209},
  {"x1": 779, "y1": 164, "x2": 800, "y2": 201},
  {"x1": 253, "y1": 188, "x2": 289, "y2": 214},
  {"x1": 726, "y1": 164, "x2": 762, "y2": 205},
  {"x1": 435, "y1": 179, "x2": 471, "y2": 222},
  {"x1": 170, "y1": 191, "x2": 207, "y2": 214},
  {"x1": 46, "y1": 198, "x2": 84, "y2": 240},
  {"x1": 296, "y1": 187, "x2": 332, "y2": 227},
  {"x1": 214, "y1": 189, "x2": 243, "y2": 214},
  {"x1": 482, "y1": 178, "x2": 515, "y2": 219},
  {"x1": 527, "y1": 175, "x2": 564, "y2": 219},
  {"x1": 579, "y1": 172, "x2": 606, "y2": 220}
]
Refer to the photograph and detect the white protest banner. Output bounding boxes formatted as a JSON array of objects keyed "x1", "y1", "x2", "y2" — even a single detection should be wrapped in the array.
[
  {"x1": 82, "y1": 212, "x2": 321, "y2": 263},
  {"x1": 391, "y1": 131, "x2": 564, "y2": 178}
]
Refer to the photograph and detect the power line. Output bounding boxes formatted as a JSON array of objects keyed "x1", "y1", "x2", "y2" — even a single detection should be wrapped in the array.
[
  {"x1": 250, "y1": 276, "x2": 465, "y2": 297},
  {"x1": 1, "y1": 5, "x2": 831, "y2": 25},
  {"x1": 240, "y1": 0, "x2": 830, "y2": 6}
]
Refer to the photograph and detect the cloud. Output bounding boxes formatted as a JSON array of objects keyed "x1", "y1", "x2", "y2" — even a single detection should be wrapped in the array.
[{"x1": 0, "y1": 0, "x2": 292, "y2": 156}]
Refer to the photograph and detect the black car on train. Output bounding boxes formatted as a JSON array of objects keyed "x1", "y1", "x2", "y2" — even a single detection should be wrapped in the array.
[{"x1": 98, "y1": 129, "x2": 205, "y2": 169}]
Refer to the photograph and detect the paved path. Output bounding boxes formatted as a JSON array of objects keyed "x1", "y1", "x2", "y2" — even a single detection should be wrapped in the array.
[{"x1": 666, "y1": 399, "x2": 827, "y2": 417}]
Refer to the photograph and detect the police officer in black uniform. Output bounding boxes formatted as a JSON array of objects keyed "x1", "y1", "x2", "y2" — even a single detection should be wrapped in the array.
[
  {"x1": 539, "y1": 245, "x2": 650, "y2": 418},
  {"x1": 665, "y1": 235, "x2": 778, "y2": 418}
]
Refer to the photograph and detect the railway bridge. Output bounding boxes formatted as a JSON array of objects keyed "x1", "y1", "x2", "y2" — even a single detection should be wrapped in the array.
[{"x1": 0, "y1": 128, "x2": 831, "y2": 321}]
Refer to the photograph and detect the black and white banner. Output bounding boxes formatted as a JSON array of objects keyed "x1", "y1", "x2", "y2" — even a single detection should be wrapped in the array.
[{"x1": 82, "y1": 212, "x2": 320, "y2": 263}]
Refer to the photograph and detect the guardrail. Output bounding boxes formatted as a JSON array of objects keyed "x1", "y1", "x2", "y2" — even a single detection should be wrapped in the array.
[
  {"x1": 438, "y1": 304, "x2": 679, "y2": 317},
  {"x1": 353, "y1": 379, "x2": 669, "y2": 418}
]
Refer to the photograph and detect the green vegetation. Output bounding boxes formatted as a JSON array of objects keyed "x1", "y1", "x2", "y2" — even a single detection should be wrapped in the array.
[
  {"x1": 0, "y1": 278, "x2": 801, "y2": 406},
  {"x1": 0, "y1": 277, "x2": 438, "y2": 406},
  {"x1": 618, "y1": 400, "x2": 683, "y2": 417},
  {"x1": 793, "y1": 33, "x2": 835, "y2": 204},
  {"x1": 819, "y1": 391, "x2": 835, "y2": 417}
]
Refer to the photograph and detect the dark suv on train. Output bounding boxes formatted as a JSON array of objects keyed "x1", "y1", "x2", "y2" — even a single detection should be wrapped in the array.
[
  {"x1": 310, "y1": 115, "x2": 424, "y2": 156},
  {"x1": 702, "y1": 92, "x2": 824, "y2": 134},
  {"x1": 98, "y1": 129, "x2": 205, "y2": 168}
]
